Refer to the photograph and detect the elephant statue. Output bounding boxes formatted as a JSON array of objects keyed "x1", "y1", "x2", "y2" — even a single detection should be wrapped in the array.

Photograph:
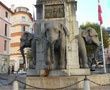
[
  {"x1": 44, "y1": 22, "x2": 69, "y2": 70},
  {"x1": 20, "y1": 31, "x2": 36, "y2": 67},
  {"x1": 77, "y1": 27, "x2": 100, "y2": 68}
]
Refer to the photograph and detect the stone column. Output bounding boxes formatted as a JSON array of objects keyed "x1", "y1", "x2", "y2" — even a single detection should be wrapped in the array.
[
  {"x1": 63, "y1": 0, "x2": 90, "y2": 75},
  {"x1": 64, "y1": 0, "x2": 80, "y2": 69}
]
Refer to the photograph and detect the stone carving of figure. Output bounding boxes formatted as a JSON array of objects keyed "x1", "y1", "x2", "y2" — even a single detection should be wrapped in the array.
[
  {"x1": 77, "y1": 27, "x2": 100, "y2": 68},
  {"x1": 20, "y1": 31, "x2": 37, "y2": 68},
  {"x1": 44, "y1": 22, "x2": 69, "y2": 70}
]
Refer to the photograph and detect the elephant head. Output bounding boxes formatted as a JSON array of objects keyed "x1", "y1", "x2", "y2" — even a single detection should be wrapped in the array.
[
  {"x1": 81, "y1": 27, "x2": 100, "y2": 46},
  {"x1": 44, "y1": 22, "x2": 69, "y2": 43},
  {"x1": 44, "y1": 22, "x2": 69, "y2": 69}
]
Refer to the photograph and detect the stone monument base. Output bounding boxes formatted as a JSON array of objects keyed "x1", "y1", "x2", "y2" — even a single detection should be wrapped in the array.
[
  {"x1": 26, "y1": 75, "x2": 83, "y2": 90},
  {"x1": 26, "y1": 69, "x2": 90, "y2": 89},
  {"x1": 26, "y1": 73, "x2": 110, "y2": 90},
  {"x1": 27, "y1": 69, "x2": 90, "y2": 76},
  {"x1": 49, "y1": 69, "x2": 90, "y2": 76}
]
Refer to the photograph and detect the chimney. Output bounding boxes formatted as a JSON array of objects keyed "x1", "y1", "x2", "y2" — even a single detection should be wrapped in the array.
[{"x1": 11, "y1": 4, "x2": 15, "y2": 12}]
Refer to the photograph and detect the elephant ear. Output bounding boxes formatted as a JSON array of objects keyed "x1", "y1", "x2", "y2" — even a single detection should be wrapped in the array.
[
  {"x1": 22, "y1": 32, "x2": 33, "y2": 41},
  {"x1": 20, "y1": 32, "x2": 27, "y2": 41},
  {"x1": 81, "y1": 29, "x2": 88, "y2": 38},
  {"x1": 27, "y1": 33, "x2": 33, "y2": 41}
]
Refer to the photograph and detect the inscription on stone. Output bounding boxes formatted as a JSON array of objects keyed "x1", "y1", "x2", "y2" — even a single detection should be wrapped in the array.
[
  {"x1": 45, "y1": 4, "x2": 65, "y2": 19},
  {"x1": 37, "y1": 0, "x2": 64, "y2": 4}
]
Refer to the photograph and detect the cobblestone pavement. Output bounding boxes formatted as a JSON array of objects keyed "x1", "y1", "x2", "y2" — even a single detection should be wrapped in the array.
[{"x1": 0, "y1": 74, "x2": 110, "y2": 90}]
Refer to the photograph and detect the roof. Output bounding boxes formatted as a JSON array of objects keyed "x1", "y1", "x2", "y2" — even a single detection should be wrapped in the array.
[
  {"x1": 0, "y1": 1, "x2": 13, "y2": 14},
  {"x1": 15, "y1": 6, "x2": 29, "y2": 11}
]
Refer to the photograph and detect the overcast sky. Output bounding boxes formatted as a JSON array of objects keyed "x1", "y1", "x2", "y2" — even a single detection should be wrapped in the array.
[{"x1": 0, "y1": 0, "x2": 110, "y2": 28}]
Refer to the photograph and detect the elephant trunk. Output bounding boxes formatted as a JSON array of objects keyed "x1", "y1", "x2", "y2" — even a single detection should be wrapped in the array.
[
  {"x1": 20, "y1": 47, "x2": 25, "y2": 65},
  {"x1": 91, "y1": 36, "x2": 100, "y2": 47}
]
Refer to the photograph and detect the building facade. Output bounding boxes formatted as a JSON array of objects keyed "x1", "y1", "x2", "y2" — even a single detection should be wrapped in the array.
[
  {"x1": 10, "y1": 7, "x2": 33, "y2": 71},
  {"x1": 0, "y1": 1, "x2": 13, "y2": 73}
]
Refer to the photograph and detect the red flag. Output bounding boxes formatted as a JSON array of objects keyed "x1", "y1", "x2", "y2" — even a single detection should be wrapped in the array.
[{"x1": 98, "y1": 0, "x2": 103, "y2": 25}]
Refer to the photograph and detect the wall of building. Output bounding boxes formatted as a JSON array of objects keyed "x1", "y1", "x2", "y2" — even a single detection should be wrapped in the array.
[
  {"x1": 10, "y1": 7, "x2": 33, "y2": 71},
  {"x1": 0, "y1": 2, "x2": 12, "y2": 73}
]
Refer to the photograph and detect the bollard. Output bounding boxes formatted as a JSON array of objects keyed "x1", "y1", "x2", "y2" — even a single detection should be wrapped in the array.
[
  {"x1": 13, "y1": 80, "x2": 19, "y2": 90},
  {"x1": 83, "y1": 76, "x2": 90, "y2": 90}
]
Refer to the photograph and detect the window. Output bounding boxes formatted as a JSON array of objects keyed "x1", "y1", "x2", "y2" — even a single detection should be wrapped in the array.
[
  {"x1": 5, "y1": 24, "x2": 7, "y2": 36},
  {"x1": 22, "y1": 16, "x2": 26, "y2": 21},
  {"x1": 4, "y1": 40, "x2": 7, "y2": 51},
  {"x1": 22, "y1": 26, "x2": 26, "y2": 32},
  {"x1": 5, "y1": 11, "x2": 8, "y2": 18},
  {"x1": 18, "y1": 8, "x2": 21, "y2": 11}
]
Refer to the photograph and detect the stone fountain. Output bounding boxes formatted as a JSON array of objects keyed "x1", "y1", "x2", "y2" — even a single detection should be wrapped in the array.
[{"x1": 26, "y1": 0, "x2": 90, "y2": 89}]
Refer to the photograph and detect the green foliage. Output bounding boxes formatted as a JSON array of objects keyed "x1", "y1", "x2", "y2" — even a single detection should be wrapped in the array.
[{"x1": 103, "y1": 30, "x2": 110, "y2": 48}]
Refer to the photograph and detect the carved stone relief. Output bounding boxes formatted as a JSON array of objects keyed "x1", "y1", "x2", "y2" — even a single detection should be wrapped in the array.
[{"x1": 45, "y1": 4, "x2": 65, "y2": 19}]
